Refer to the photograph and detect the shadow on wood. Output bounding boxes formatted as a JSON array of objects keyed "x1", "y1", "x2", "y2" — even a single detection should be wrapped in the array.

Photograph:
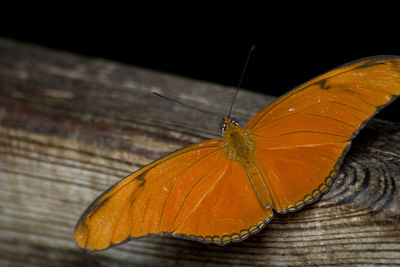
[{"x1": 0, "y1": 38, "x2": 399, "y2": 266}]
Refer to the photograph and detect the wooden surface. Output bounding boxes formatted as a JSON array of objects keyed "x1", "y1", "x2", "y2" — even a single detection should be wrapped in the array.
[{"x1": 1, "y1": 38, "x2": 400, "y2": 266}]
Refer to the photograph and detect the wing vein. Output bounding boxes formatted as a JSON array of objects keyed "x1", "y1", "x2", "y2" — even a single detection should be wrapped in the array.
[
  {"x1": 259, "y1": 142, "x2": 348, "y2": 150},
  {"x1": 173, "y1": 154, "x2": 230, "y2": 232},
  {"x1": 305, "y1": 113, "x2": 357, "y2": 129},
  {"x1": 139, "y1": 196, "x2": 151, "y2": 235},
  {"x1": 158, "y1": 147, "x2": 223, "y2": 231},
  {"x1": 251, "y1": 97, "x2": 323, "y2": 132},
  {"x1": 170, "y1": 149, "x2": 225, "y2": 227},
  {"x1": 250, "y1": 87, "x2": 311, "y2": 130},
  {"x1": 328, "y1": 100, "x2": 371, "y2": 116},
  {"x1": 249, "y1": 59, "x2": 394, "y2": 130},
  {"x1": 149, "y1": 143, "x2": 223, "y2": 169},
  {"x1": 347, "y1": 93, "x2": 380, "y2": 108},
  {"x1": 93, "y1": 144, "x2": 223, "y2": 209},
  {"x1": 252, "y1": 130, "x2": 348, "y2": 139}
]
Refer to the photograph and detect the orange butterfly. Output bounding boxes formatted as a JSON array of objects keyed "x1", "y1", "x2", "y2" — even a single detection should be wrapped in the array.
[{"x1": 75, "y1": 56, "x2": 400, "y2": 250}]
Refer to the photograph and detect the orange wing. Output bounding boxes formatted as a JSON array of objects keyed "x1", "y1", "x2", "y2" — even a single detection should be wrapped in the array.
[
  {"x1": 245, "y1": 56, "x2": 400, "y2": 213},
  {"x1": 75, "y1": 139, "x2": 273, "y2": 250}
]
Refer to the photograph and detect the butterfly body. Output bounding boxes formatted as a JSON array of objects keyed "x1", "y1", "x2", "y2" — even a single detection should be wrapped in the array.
[
  {"x1": 222, "y1": 117, "x2": 272, "y2": 209},
  {"x1": 222, "y1": 117, "x2": 253, "y2": 162},
  {"x1": 75, "y1": 56, "x2": 400, "y2": 250}
]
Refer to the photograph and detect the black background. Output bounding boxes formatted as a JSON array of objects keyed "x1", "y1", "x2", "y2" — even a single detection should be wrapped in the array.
[{"x1": 1, "y1": 7, "x2": 400, "y2": 121}]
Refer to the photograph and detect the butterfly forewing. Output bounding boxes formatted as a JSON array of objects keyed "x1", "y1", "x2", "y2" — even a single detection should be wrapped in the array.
[
  {"x1": 75, "y1": 139, "x2": 273, "y2": 250},
  {"x1": 245, "y1": 56, "x2": 400, "y2": 212}
]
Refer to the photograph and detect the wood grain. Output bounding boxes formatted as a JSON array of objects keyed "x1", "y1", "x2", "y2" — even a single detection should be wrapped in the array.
[{"x1": 0, "y1": 38, "x2": 399, "y2": 266}]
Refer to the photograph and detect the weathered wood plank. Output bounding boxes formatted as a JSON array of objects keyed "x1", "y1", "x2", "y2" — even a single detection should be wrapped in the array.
[{"x1": 0, "y1": 38, "x2": 399, "y2": 266}]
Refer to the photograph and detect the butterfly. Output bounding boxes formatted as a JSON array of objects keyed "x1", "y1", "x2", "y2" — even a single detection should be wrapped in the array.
[{"x1": 75, "y1": 56, "x2": 400, "y2": 251}]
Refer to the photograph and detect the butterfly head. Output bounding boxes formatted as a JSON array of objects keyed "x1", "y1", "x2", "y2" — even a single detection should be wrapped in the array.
[{"x1": 220, "y1": 117, "x2": 240, "y2": 133}]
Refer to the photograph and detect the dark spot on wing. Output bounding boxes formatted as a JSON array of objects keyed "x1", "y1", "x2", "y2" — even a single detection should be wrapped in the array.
[
  {"x1": 316, "y1": 79, "x2": 330, "y2": 90},
  {"x1": 136, "y1": 173, "x2": 146, "y2": 187},
  {"x1": 79, "y1": 220, "x2": 89, "y2": 229},
  {"x1": 136, "y1": 173, "x2": 145, "y2": 181},
  {"x1": 354, "y1": 60, "x2": 386, "y2": 70},
  {"x1": 138, "y1": 179, "x2": 146, "y2": 187},
  {"x1": 87, "y1": 196, "x2": 110, "y2": 219}
]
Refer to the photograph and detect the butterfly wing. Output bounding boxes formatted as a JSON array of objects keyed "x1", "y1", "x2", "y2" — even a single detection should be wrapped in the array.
[
  {"x1": 245, "y1": 56, "x2": 400, "y2": 213},
  {"x1": 75, "y1": 139, "x2": 273, "y2": 250}
]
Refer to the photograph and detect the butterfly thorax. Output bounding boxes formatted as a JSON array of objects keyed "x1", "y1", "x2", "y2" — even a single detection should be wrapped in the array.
[{"x1": 222, "y1": 117, "x2": 255, "y2": 163}]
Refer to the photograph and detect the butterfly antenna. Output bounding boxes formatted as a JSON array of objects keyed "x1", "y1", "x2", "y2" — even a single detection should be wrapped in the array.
[
  {"x1": 228, "y1": 45, "x2": 255, "y2": 118},
  {"x1": 152, "y1": 92, "x2": 224, "y2": 119}
]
